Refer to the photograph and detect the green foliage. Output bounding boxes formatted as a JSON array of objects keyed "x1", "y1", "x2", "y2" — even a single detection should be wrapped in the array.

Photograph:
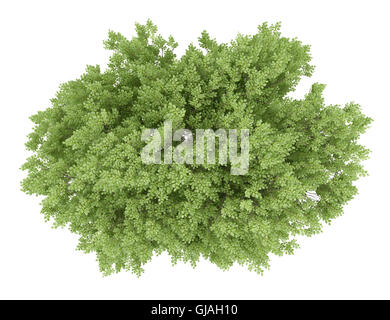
[{"x1": 21, "y1": 20, "x2": 372, "y2": 276}]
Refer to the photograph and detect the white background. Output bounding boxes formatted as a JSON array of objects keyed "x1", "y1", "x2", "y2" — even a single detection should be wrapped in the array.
[{"x1": 0, "y1": 0, "x2": 389, "y2": 300}]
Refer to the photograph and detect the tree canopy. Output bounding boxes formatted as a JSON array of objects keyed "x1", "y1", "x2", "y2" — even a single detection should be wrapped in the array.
[{"x1": 21, "y1": 20, "x2": 372, "y2": 275}]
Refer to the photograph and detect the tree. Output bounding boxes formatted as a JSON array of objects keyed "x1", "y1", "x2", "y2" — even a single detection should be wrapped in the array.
[{"x1": 21, "y1": 20, "x2": 372, "y2": 276}]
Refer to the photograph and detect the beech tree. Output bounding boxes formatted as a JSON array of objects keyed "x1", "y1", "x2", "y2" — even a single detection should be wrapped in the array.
[{"x1": 21, "y1": 20, "x2": 372, "y2": 275}]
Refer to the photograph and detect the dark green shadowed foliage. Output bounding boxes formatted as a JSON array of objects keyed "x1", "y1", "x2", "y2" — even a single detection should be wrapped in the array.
[{"x1": 21, "y1": 20, "x2": 372, "y2": 276}]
